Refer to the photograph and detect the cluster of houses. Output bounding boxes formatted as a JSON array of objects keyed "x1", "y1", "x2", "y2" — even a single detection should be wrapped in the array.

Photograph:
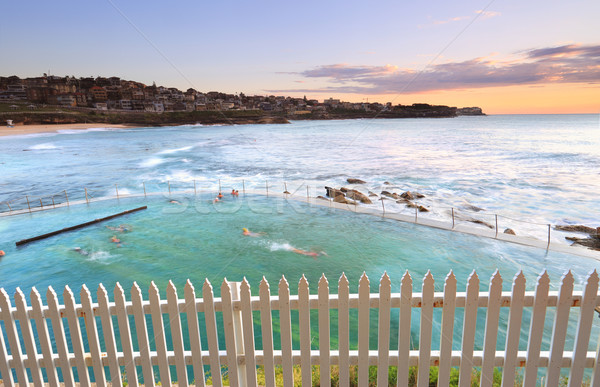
[{"x1": 0, "y1": 74, "x2": 391, "y2": 114}]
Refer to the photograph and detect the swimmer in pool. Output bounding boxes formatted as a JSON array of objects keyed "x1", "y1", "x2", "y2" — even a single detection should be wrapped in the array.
[
  {"x1": 169, "y1": 200, "x2": 182, "y2": 205},
  {"x1": 291, "y1": 247, "x2": 328, "y2": 258},
  {"x1": 0, "y1": 250, "x2": 5, "y2": 257},
  {"x1": 110, "y1": 236, "x2": 121, "y2": 243},
  {"x1": 242, "y1": 228, "x2": 266, "y2": 237},
  {"x1": 106, "y1": 224, "x2": 132, "y2": 232},
  {"x1": 73, "y1": 247, "x2": 90, "y2": 256}
]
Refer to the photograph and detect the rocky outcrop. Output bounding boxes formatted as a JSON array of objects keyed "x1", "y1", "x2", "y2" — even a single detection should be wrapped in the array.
[
  {"x1": 333, "y1": 195, "x2": 356, "y2": 205},
  {"x1": 566, "y1": 235, "x2": 600, "y2": 251},
  {"x1": 345, "y1": 190, "x2": 372, "y2": 204},
  {"x1": 504, "y1": 228, "x2": 516, "y2": 235},
  {"x1": 347, "y1": 178, "x2": 366, "y2": 184},
  {"x1": 400, "y1": 191, "x2": 414, "y2": 200},
  {"x1": 555, "y1": 225, "x2": 598, "y2": 234},
  {"x1": 325, "y1": 186, "x2": 345, "y2": 198},
  {"x1": 368, "y1": 191, "x2": 378, "y2": 197},
  {"x1": 317, "y1": 196, "x2": 329, "y2": 200},
  {"x1": 381, "y1": 191, "x2": 400, "y2": 199},
  {"x1": 456, "y1": 107, "x2": 485, "y2": 116}
]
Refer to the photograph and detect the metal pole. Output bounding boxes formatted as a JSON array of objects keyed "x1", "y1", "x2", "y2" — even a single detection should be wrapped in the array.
[
  {"x1": 495, "y1": 214, "x2": 498, "y2": 238},
  {"x1": 115, "y1": 184, "x2": 119, "y2": 199},
  {"x1": 306, "y1": 185, "x2": 309, "y2": 201},
  {"x1": 381, "y1": 198, "x2": 385, "y2": 216},
  {"x1": 547, "y1": 224, "x2": 551, "y2": 249},
  {"x1": 143, "y1": 182, "x2": 147, "y2": 197},
  {"x1": 39, "y1": 199, "x2": 43, "y2": 209},
  {"x1": 266, "y1": 180, "x2": 269, "y2": 197},
  {"x1": 243, "y1": 179, "x2": 245, "y2": 194},
  {"x1": 85, "y1": 188, "x2": 89, "y2": 203},
  {"x1": 415, "y1": 205, "x2": 418, "y2": 223},
  {"x1": 52, "y1": 196, "x2": 55, "y2": 208},
  {"x1": 65, "y1": 190, "x2": 69, "y2": 206},
  {"x1": 194, "y1": 179, "x2": 197, "y2": 196},
  {"x1": 7, "y1": 202, "x2": 12, "y2": 212},
  {"x1": 219, "y1": 179, "x2": 222, "y2": 193},
  {"x1": 451, "y1": 208, "x2": 455, "y2": 228},
  {"x1": 168, "y1": 181, "x2": 171, "y2": 195},
  {"x1": 26, "y1": 195, "x2": 31, "y2": 212},
  {"x1": 285, "y1": 182, "x2": 288, "y2": 193}
]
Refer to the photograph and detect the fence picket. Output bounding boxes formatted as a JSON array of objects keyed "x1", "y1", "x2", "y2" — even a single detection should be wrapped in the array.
[
  {"x1": 202, "y1": 279, "x2": 222, "y2": 387},
  {"x1": 114, "y1": 282, "x2": 140, "y2": 387},
  {"x1": 184, "y1": 280, "x2": 206, "y2": 387},
  {"x1": 358, "y1": 272, "x2": 370, "y2": 386},
  {"x1": 545, "y1": 271, "x2": 574, "y2": 386},
  {"x1": 279, "y1": 275, "x2": 294, "y2": 387},
  {"x1": 149, "y1": 281, "x2": 172, "y2": 386},
  {"x1": 80, "y1": 285, "x2": 107, "y2": 386},
  {"x1": 418, "y1": 271, "x2": 434, "y2": 387},
  {"x1": 63, "y1": 285, "x2": 91, "y2": 387},
  {"x1": 318, "y1": 274, "x2": 331, "y2": 387},
  {"x1": 568, "y1": 270, "x2": 599, "y2": 387},
  {"x1": 501, "y1": 271, "x2": 526, "y2": 387},
  {"x1": 480, "y1": 271, "x2": 503, "y2": 387},
  {"x1": 131, "y1": 282, "x2": 156, "y2": 387},
  {"x1": 0, "y1": 288, "x2": 28, "y2": 385},
  {"x1": 458, "y1": 271, "x2": 479, "y2": 387},
  {"x1": 221, "y1": 279, "x2": 241, "y2": 387},
  {"x1": 167, "y1": 281, "x2": 189, "y2": 387},
  {"x1": 30, "y1": 287, "x2": 60, "y2": 387},
  {"x1": 0, "y1": 291, "x2": 15, "y2": 387},
  {"x1": 338, "y1": 273, "x2": 350, "y2": 387},
  {"x1": 298, "y1": 275, "x2": 312, "y2": 386},
  {"x1": 397, "y1": 270, "x2": 413, "y2": 387},
  {"x1": 46, "y1": 286, "x2": 75, "y2": 385},
  {"x1": 14, "y1": 288, "x2": 44, "y2": 386},
  {"x1": 437, "y1": 271, "x2": 457, "y2": 387},
  {"x1": 523, "y1": 271, "x2": 551, "y2": 387},
  {"x1": 97, "y1": 284, "x2": 122, "y2": 385},
  {"x1": 260, "y1": 277, "x2": 276, "y2": 387},
  {"x1": 241, "y1": 278, "x2": 258, "y2": 387},
  {"x1": 377, "y1": 272, "x2": 392, "y2": 387}
]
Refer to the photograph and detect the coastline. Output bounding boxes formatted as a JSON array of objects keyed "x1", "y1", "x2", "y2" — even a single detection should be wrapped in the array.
[{"x1": 0, "y1": 123, "x2": 135, "y2": 137}]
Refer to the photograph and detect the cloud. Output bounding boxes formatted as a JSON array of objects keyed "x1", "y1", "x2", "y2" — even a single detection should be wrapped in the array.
[
  {"x1": 475, "y1": 10, "x2": 501, "y2": 19},
  {"x1": 421, "y1": 9, "x2": 500, "y2": 28},
  {"x1": 269, "y1": 43, "x2": 600, "y2": 95}
]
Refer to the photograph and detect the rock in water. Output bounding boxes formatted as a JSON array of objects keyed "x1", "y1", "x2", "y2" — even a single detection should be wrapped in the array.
[
  {"x1": 555, "y1": 224, "x2": 597, "y2": 234},
  {"x1": 345, "y1": 189, "x2": 373, "y2": 204},
  {"x1": 368, "y1": 191, "x2": 378, "y2": 197},
  {"x1": 400, "y1": 191, "x2": 414, "y2": 200},
  {"x1": 325, "y1": 186, "x2": 345, "y2": 198},
  {"x1": 347, "y1": 178, "x2": 366, "y2": 184},
  {"x1": 418, "y1": 206, "x2": 429, "y2": 212},
  {"x1": 381, "y1": 191, "x2": 400, "y2": 199},
  {"x1": 333, "y1": 195, "x2": 356, "y2": 205},
  {"x1": 504, "y1": 228, "x2": 516, "y2": 235}
]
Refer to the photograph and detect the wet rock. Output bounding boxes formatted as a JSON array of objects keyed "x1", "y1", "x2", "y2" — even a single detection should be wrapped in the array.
[
  {"x1": 381, "y1": 191, "x2": 400, "y2": 199},
  {"x1": 283, "y1": 190, "x2": 290, "y2": 194},
  {"x1": 555, "y1": 225, "x2": 598, "y2": 234},
  {"x1": 504, "y1": 228, "x2": 516, "y2": 235},
  {"x1": 333, "y1": 195, "x2": 356, "y2": 205},
  {"x1": 347, "y1": 178, "x2": 366, "y2": 184},
  {"x1": 415, "y1": 192, "x2": 426, "y2": 199},
  {"x1": 345, "y1": 189, "x2": 372, "y2": 204},
  {"x1": 400, "y1": 191, "x2": 414, "y2": 200},
  {"x1": 325, "y1": 186, "x2": 345, "y2": 198},
  {"x1": 317, "y1": 196, "x2": 329, "y2": 200},
  {"x1": 396, "y1": 198, "x2": 411, "y2": 204},
  {"x1": 469, "y1": 219, "x2": 494, "y2": 229},
  {"x1": 405, "y1": 202, "x2": 417, "y2": 208},
  {"x1": 418, "y1": 206, "x2": 429, "y2": 213},
  {"x1": 368, "y1": 191, "x2": 378, "y2": 197},
  {"x1": 463, "y1": 204, "x2": 485, "y2": 212},
  {"x1": 566, "y1": 235, "x2": 600, "y2": 251},
  {"x1": 383, "y1": 181, "x2": 391, "y2": 185},
  {"x1": 340, "y1": 187, "x2": 349, "y2": 193}
]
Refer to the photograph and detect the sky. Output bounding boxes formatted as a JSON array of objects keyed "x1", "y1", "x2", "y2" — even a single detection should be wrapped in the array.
[{"x1": 0, "y1": 0, "x2": 598, "y2": 114}]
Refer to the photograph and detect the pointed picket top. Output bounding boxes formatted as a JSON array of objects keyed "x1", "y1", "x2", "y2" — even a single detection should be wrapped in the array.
[
  {"x1": 423, "y1": 270, "x2": 434, "y2": 285},
  {"x1": 560, "y1": 270, "x2": 575, "y2": 287},
  {"x1": 467, "y1": 270, "x2": 480, "y2": 287},
  {"x1": 184, "y1": 279, "x2": 196, "y2": 296},
  {"x1": 30, "y1": 286, "x2": 42, "y2": 304},
  {"x1": 380, "y1": 271, "x2": 391, "y2": 288},
  {"x1": 587, "y1": 269, "x2": 600, "y2": 286},
  {"x1": 97, "y1": 283, "x2": 108, "y2": 299},
  {"x1": 0, "y1": 287, "x2": 10, "y2": 305},
  {"x1": 445, "y1": 270, "x2": 456, "y2": 283},
  {"x1": 490, "y1": 269, "x2": 503, "y2": 286},
  {"x1": 63, "y1": 284, "x2": 74, "y2": 300},
  {"x1": 279, "y1": 275, "x2": 290, "y2": 295},
  {"x1": 240, "y1": 277, "x2": 251, "y2": 293},
  {"x1": 319, "y1": 273, "x2": 329, "y2": 288},
  {"x1": 359, "y1": 271, "x2": 370, "y2": 287},
  {"x1": 14, "y1": 287, "x2": 26, "y2": 304},
  {"x1": 131, "y1": 281, "x2": 143, "y2": 299},
  {"x1": 80, "y1": 284, "x2": 91, "y2": 300},
  {"x1": 221, "y1": 278, "x2": 231, "y2": 296},
  {"x1": 260, "y1": 276, "x2": 270, "y2": 290},
  {"x1": 299, "y1": 274, "x2": 309, "y2": 291},
  {"x1": 513, "y1": 270, "x2": 526, "y2": 284},
  {"x1": 167, "y1": 280, "x2": 178, "y2": 296},
  {"x1": 401, "y1": 270, "x2": 413, "y2": 288},
  {"x1": 203, "y1": 278, "x2": 213, "y2": 296},
  {"x1": 114, "y1": 282, "x2": 125, "y2": 298},
  {"x1": 149, "y1": 281, "x2": 160, "y2": 298},
  {"x1": 339, "y1": 272, "x2": 349, "y2": 287},
  {"x1": 46, "y1": 286, "x2": 58, "y2": 303},
  {"x1": 537, "y1": 270, "x2": 551, "y2": 287}
]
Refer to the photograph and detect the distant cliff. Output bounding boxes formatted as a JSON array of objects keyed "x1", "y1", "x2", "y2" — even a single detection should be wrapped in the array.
[{"x1": 456, "y1": 107, "x2": 485, "y2": 116}]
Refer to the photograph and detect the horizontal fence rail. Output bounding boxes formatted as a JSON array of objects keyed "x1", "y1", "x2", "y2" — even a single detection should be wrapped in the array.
[{"x1": 1, "y1": 270, "x2": 600, "y2": 386}]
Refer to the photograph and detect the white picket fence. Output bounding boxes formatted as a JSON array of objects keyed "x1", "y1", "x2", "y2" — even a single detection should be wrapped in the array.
[{"x1": 1, "y1": 270, "x2": 600, "y2": 387}]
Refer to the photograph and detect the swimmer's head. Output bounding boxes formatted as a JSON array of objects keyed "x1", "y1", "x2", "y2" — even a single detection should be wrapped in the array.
[
  {"x1": 0, "y1": 250, "x2": 5, "y2": 257},
  {"x1": 74, "y1": 247, "x2": 81, "y2": 251},
  {"x1": 242, "y1": 228, "x2": 248, "y2": 232}
]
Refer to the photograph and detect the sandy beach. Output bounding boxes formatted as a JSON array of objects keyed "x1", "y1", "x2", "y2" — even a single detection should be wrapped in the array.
[{"x1": 0, "y1": 123, "x2": 134, "y2": 137}]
